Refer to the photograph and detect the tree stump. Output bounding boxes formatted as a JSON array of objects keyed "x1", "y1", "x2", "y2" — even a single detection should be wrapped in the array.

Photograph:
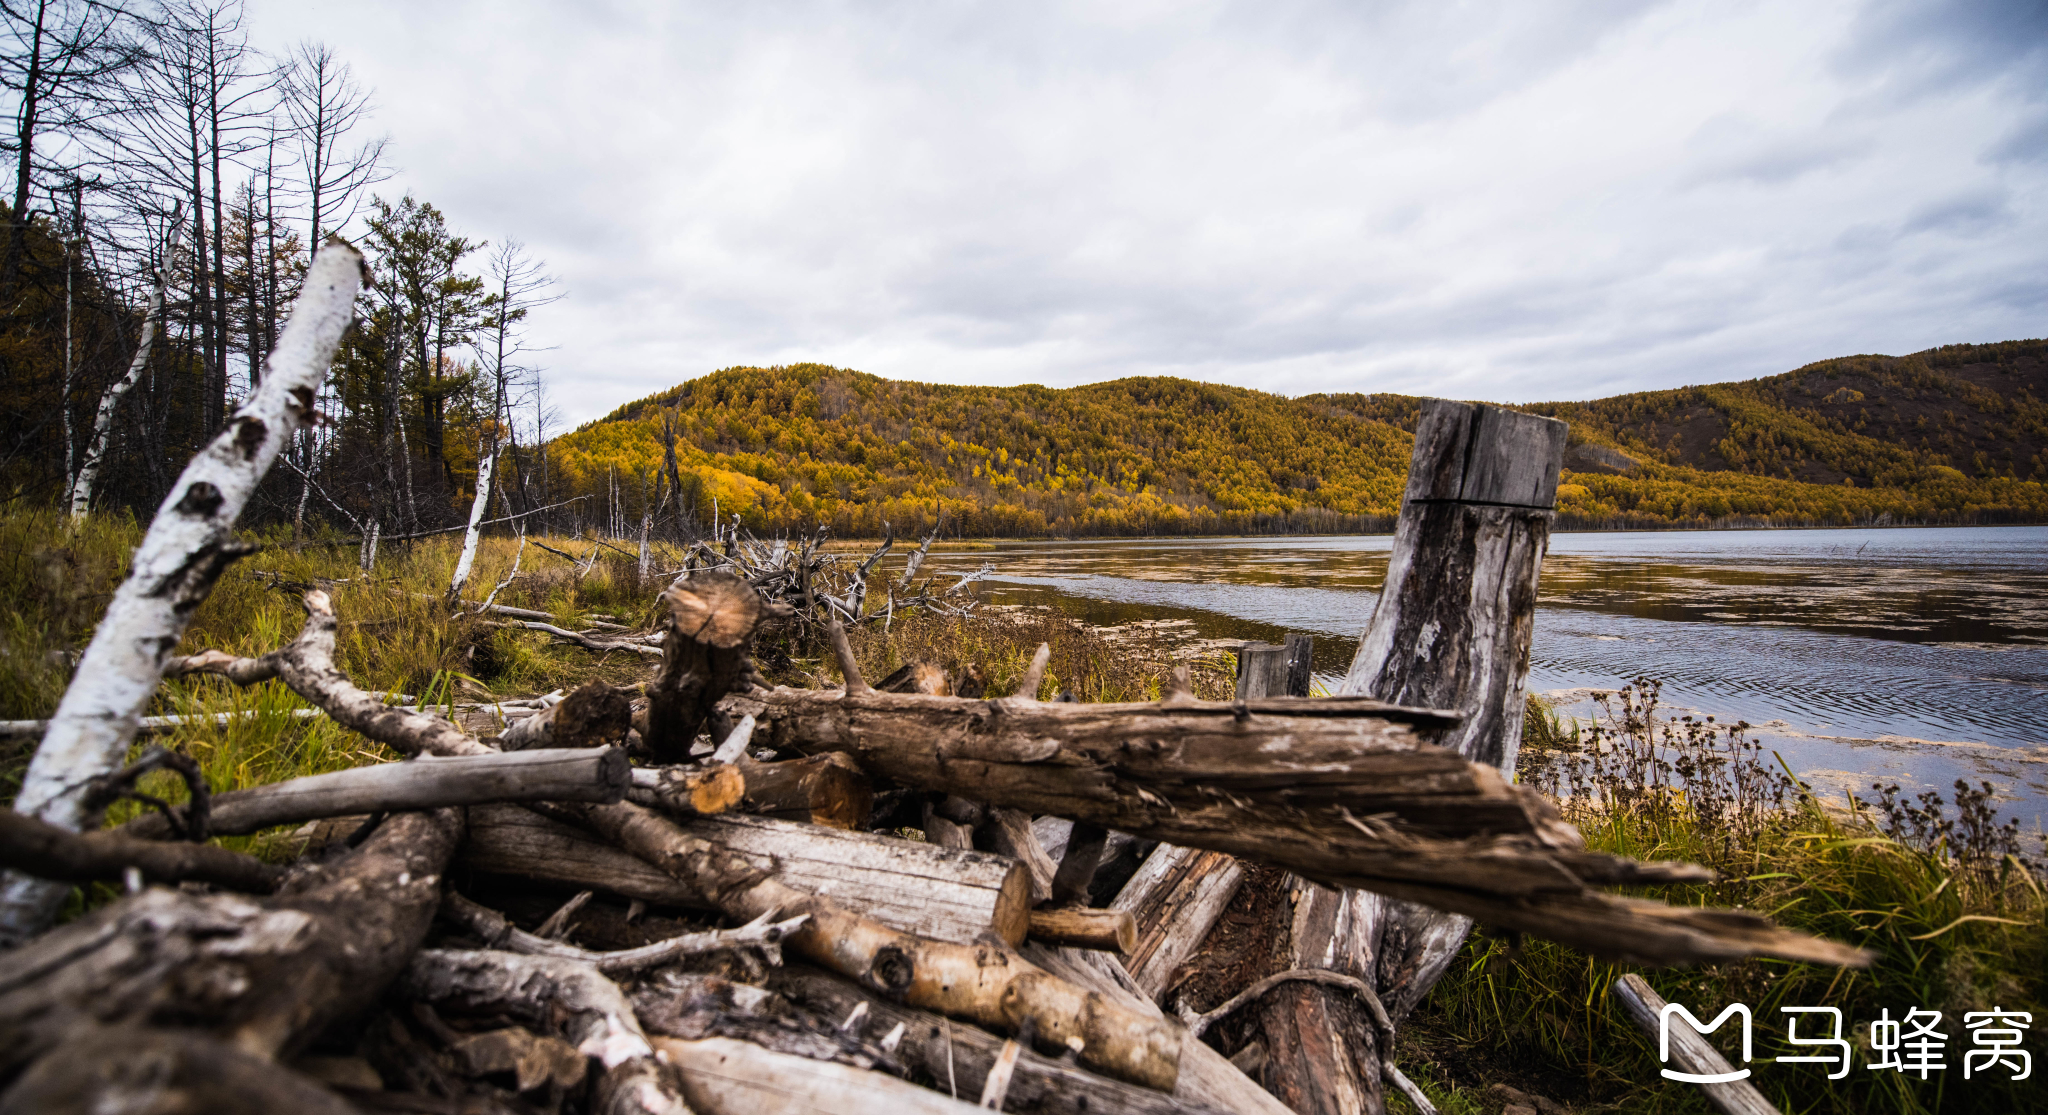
[{"x1": 1258, "y1": 399, "x2": 1565, "y2": 1114}]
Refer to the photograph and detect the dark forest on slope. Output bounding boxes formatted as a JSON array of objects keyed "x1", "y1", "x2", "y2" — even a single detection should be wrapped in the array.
[{"x1": 546, "y1": 340, "x2": 2048, "y2": 537}]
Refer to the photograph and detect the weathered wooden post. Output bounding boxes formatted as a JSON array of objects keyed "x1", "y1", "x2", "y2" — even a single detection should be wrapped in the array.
[
  {"x1": 1255, "y1": 399, "x2": 1565, "y2": 1114},
  {"x1": 1233, "y1": 634, "x2": 1312, "y2": 700}
]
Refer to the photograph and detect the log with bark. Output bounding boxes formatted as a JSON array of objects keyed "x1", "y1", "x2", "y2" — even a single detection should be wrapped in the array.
[
  {"x1": 396, "y1": 947, "x2": 690, "y2": 1114},
  {"x1": 1027, "y1": 907, "x2": 1137, "y2": 954},
  {"x1": 767, "y1": 965, "x2": 1234, "y2": 1115},
  {"x1": 628, "y1": 765, "x2": 747, "y2": 819},
  {"x1": 735, "y1": 676, "x2": 1862, "y2": 967},
  {"x1": 497, "y1": 681, "x2": 635, "y2": 750},
  {"x1": 0, "y1": 808, "x2": 461, "y2": 1091},
  {"x1": 118, "y1": 747, "x2": 629, "y2": 840},
  {"x1": 733, "y1": 752, "x2": 871, "y2": 829},
  {"x1": 0, "y1": 806, "x2": 287, "y2": 893},
  {"x1": 558, "y1": 799, "x2": 1185, "y2": 1090}
]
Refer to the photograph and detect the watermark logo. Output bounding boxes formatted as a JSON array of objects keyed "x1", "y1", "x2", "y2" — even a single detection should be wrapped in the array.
[
  {"x1": 1651, "y1": 1000, "x2": 2032, "y2": 1085},
  {"x1": 1963, "y1": 1009, "x2": 2033, "y2": 1081},
  {"x1": 1658, "y1": 1003, "x2": 1752, "y2": 1083},
  {"x1": 1780, "y1": 1007, "x2": 1852, "y2": 1080}
]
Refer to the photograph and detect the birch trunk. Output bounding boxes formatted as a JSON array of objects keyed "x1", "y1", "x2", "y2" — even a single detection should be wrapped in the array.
[
  {"x1": 446, "y1": 435, "x2": 496, "y2": 603},
  {"x1": 67, "y1": 212, "x2": 190, "y2": 519},
  {"x1": 1, "y1": 240, "x2": 366, "y2": 942}
]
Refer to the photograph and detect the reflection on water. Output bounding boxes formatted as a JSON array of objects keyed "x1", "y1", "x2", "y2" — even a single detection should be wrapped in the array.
[{"x1": 918, "y1": 526, "x2": 2048, "y2": 823}]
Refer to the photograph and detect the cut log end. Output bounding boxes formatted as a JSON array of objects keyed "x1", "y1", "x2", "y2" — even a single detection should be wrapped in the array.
[{"x1": 665, "y1": 569, "x2": 770, "y2": 649}]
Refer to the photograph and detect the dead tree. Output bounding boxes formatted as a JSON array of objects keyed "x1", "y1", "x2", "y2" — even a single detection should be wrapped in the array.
[{"x1": 1257, "y1": 400, "x2": 1567, "y2": 1114}]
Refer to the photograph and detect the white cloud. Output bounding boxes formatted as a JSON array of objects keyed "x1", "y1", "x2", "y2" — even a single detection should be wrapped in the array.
[{"x1": 249, "y1": 0, "x2": 2048, "y2": 424}]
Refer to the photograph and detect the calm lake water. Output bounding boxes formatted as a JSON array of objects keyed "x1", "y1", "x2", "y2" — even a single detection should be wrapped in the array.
[{"x1": 919, "y1": 526, "x2": 2048, "y2": 828}]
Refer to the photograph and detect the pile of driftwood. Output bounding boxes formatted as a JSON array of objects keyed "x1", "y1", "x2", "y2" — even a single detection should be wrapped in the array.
[{"x1": 0, "y1": 242, "x2": 1868, "y2": 1115}]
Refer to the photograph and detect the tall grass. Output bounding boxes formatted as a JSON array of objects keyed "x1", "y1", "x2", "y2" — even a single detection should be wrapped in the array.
[
  {"x1": 0, "y1": 508, "x2": 672, "y2": 822},
  {"x1": 1401, "y1": 684, "x2": 2045, "y2": 1115}
]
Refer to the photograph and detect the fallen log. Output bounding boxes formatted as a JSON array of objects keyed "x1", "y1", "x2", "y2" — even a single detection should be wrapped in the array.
[
  {"x1": 985, "y1": 806, "x2": 1059, "y2": 903},
  {"x1": 656, "y1": 1036, "x2": 983, "y2": 1115},
  {"x1": 0, "y1": 707, "x2": 322, "y2": 739},
  {"x1": 441, "y1": 891, "x2": 808, "y2": 974},
  {"x1": 463, "y1": 805, "x2": 1033, "y2": 947},
  {"x1": 444, "y1": 1025, "x2": 588, "y2": 1095},
  {"x1": 0, "y1": 808, "x2": 462, "y2": 1087},
  {"x1": 1048, "y1": 820, "x2": 1111, "y2": 907},
  {"x1": 497, "y1": 681, "x2": 635, "y2": 749},
  {"x1": 564, "y1": 799, "x2": 1184, "y2": 1091},
  {"x1": 0, "y1": 806, "x2": 286, "y2": 893},
  {"x1": 1018, "y1": 942, "x2": 1292, "y2": 1115},
  {"x1": 501, "y1": 619, "x2": 665, "y2": 658},
  {"x1": 767, "y1": 965, "x2": 1232, "y2": 1115},
  {"x1": 0, "y1": 1025, "x2": 362, "y2": 1115},
  {"x1": 396, "y1": 947, "x2": 688, "y2": 1115},
  {"x1": 632, "y1": 971, "x2": 900, "y2": 1073},
  {"x1": 119, "y1": 747, "x2": 628, "y2": 840},
  {"x1": 1111, "y1": 845, "x2": 1244, "y2": 1001},
  {"x1": 166, "y1": 590, "x2": 494, "y2": 759},
  {"x1": 740, "y1": 678, "x2": 1866, "y2": 967},
  {"x1": 1612, "y1": 973, "x2": 1779, "y2": 1115},
  {"x1": 733, "y1": 752, "x2": 871, "y2": 829}
]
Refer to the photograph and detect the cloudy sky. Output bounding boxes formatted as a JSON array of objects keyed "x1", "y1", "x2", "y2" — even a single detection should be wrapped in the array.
[{"x1": 245, "y1": 0, "x2": 2048, "y2": 427}]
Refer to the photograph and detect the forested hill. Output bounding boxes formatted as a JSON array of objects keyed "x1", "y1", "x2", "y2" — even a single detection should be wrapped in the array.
[{"x1": 545, "y1": 341, "x2": 2048, "y2": 537}]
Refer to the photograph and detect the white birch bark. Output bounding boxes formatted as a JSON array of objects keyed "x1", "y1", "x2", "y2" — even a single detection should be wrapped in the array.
[
  {"x1": 446, "y1": 435, "x2": 496, "y2": 602},
  {"x1": 0, "y1": 239, "x2": 366, "y2": 944},
  {"x1": 68, "y1": 213, "x2": 191, "y2": 519}
]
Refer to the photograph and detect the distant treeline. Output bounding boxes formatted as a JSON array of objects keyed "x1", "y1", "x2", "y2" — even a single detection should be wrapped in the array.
[
  {"x1": 543, "y1": 342, "x2": 2047, "y2": 539},
  {"x1": 1, "y1": 2, "x2": 564, "y2": 540}
]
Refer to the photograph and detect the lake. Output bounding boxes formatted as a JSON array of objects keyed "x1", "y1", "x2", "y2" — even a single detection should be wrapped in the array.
[{"x1": 917, "y1": 526, "x2": 2048, "y2": 829}]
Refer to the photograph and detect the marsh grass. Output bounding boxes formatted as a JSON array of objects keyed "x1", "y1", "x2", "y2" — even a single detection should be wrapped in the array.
[
  {"x1": 1399, "y1": 683, "x2": 2045, "y2": 1115},
  {"x1": 0, "y1": 508, "x2": 670, "y2": 834},
  {"x1": 832, "y1": 606, "x2": 1239, "y2": 701}
]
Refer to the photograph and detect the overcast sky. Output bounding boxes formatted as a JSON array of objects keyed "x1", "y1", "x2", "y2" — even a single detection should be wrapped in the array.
[{"x1": 244, "y1": 0, "x2": 2048, "y2": 427}]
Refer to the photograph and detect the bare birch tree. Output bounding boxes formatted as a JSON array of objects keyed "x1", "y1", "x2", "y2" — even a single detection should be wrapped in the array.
[
  {"x1": 67, "y1": 202, "x2": 182, "y2": 516},
  {"x1": 1, "y1": 238, "x2": 364, "y2": 942}
]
